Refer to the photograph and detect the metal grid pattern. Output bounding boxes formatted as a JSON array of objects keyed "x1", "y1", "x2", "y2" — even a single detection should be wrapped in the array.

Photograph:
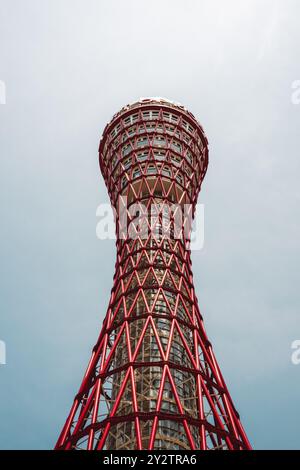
[{"x1": 55, "y1": 98, "x2": 251, "y2": 450}]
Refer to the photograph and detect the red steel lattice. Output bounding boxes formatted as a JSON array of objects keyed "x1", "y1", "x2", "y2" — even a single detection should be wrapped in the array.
[{"x1": 55, "y1": 98, "x2": 251, "y2": 450}]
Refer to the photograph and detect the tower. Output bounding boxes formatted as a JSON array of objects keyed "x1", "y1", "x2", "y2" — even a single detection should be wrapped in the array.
[{"x1": 55, "y1": 98, "x2": 251, "y2": 450}]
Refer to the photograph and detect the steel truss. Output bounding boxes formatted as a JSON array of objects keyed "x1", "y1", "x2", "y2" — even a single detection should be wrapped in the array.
[{"x1": 55, "y1": 98, "x2": 251, "y2": 450}]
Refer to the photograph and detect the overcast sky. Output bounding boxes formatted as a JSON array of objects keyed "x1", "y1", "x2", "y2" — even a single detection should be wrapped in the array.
[{"x1": 0, "y1": 0, "x2": 300, "y2": 449}]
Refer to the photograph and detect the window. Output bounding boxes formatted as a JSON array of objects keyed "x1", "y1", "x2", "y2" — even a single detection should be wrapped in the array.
[
  {"x1": 153, "y1": 136, "x2": 166, "y2": 147},
  {"x1": 122, "y1": 144, "x2": 131, "y2": 156},
  {"x1": 176, "y1": 174, "x2": 183, "y2": 185},
  {"x1": 128, "y1": 126, "x2": 136, "y2": 136},
  {"x1": 137, "y1": 151, "x2": 148, "y2": 162},
  {"x1": 186, "y1": 151, "x2": 193, "y2": 165},
  {"x1": 137, "y1": 137, "x2": 147, "y2": 148},
  {"x1": 113, "y1": 137, "x2": 120, "y2": 148},
  {"x1": 133, "y1": 167, "x2": 141, "y2": 178},
  {"x1": 154, "y1": 150, "x2": 165, "y2": 161},
  {"x1": 162, "y1": 166, "x2": 171, "y2": 177},
  {"x1": 171, "y1": 141, "x2": 182, "y2": 153},
  {"x1": 182, "y1": 133, "x2": 191, "y2": 144},
  {"x1": 123, "y1": 158, "x2": 131, "y2": 169},
  {"x1": 171, "y1": 154, "x2": 181, "y2": 167},
  {"x1": 151, "y1": 111, "x2": 159, "y2": 119},
  {"x1": 121, "y1": 176, "x2": 127, "y2": 189},
  {"x1": 147, "y1": 165, "x2": 156, "y2": 175}
]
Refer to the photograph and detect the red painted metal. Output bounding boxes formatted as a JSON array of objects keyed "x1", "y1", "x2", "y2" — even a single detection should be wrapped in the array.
[{"x1": 55, "y1": 98, "x2": 251, "y2": 450}]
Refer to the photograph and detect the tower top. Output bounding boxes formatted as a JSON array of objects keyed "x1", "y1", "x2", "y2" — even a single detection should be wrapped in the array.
[
  {"x1": 99, "y1": 97, "x2": 209, "y2": 151},
  {"x1": 99, "y1": 98, "x2": 209, "y2": 209}
]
